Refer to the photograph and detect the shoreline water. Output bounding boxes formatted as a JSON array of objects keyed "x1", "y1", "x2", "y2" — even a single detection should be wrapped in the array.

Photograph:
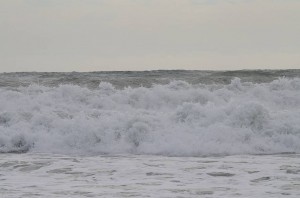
[{"x1": 1, "y1": 153, "x2": 300, "y2": 197}]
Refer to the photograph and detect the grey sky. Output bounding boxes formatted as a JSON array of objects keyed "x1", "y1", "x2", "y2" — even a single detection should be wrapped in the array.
[{"x1": 0, "y1": 0, "x2": 299, "y2": 72}]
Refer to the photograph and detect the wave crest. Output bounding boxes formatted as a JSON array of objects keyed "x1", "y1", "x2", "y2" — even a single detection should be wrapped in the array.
[{"x1": 0, "y1": 78, "x2": 299, "y2": 156}]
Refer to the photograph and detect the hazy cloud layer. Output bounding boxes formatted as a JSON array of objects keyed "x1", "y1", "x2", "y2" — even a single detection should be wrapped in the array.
[{"x1": 0, "y1": 0, "x2": 299, "y2": 72}]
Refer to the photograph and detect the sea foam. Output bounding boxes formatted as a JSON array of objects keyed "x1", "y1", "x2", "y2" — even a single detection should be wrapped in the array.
[{"x1": 0, "y1": 78, "x2": 299, "y2": 156}]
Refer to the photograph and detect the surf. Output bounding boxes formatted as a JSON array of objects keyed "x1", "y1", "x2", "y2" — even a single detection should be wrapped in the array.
[{"x1": 0, "y1": 75, "x2": 299, "y2": 156}]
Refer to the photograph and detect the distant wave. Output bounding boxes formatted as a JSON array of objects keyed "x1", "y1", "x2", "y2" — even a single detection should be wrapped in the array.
[
  {"x1": 1, "y1": 69, "x2": 300, "y2": 89},
  {"x1": 0, "y1": 77, "x2": 300, "y2": 156}
]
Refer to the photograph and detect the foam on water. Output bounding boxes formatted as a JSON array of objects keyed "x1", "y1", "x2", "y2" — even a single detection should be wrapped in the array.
[{"x1": 0, "y1": 77, "x2": 300, "y2": 156}]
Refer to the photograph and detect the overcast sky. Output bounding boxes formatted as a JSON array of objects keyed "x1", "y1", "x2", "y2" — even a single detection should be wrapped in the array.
[{"x1": 0, "y1": 0, "x2": 299, "y2": 72}]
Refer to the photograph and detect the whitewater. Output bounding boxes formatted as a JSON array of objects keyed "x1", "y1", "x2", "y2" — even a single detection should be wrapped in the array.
[
  {"x1": 0, "y1": 70, "x2": 300, "y2": 156},
  {"x1": 1, "y1": 70, "x2": 300, "y2": 197}
]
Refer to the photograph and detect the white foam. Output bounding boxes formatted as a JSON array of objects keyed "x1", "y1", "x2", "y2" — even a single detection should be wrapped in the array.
[{"x1": 0, "y1": 78, "x2": 300, "y2": 156}]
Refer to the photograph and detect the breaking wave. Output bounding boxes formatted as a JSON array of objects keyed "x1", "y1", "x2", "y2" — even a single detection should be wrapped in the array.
[{"x1": 0, "y1": 77, "x2": 300, "y2": 156}]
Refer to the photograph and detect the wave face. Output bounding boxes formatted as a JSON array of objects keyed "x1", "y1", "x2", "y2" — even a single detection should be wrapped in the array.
[{"x1": 0, "y1": 71, "x2": 300, "y2": 156}]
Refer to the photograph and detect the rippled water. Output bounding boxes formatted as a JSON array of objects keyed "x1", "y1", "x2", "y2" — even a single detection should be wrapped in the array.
[{"x1": 1, "y1": 153, "x2": 300, "y2": 197}]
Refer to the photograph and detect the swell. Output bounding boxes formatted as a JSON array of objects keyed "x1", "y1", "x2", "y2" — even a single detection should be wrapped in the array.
[
  {"x1": 0, "y1": 77, "x2": 300, "y2": 156},
  {"x1": 1, "y1": 69, "x2": 299, "y2": 89}
]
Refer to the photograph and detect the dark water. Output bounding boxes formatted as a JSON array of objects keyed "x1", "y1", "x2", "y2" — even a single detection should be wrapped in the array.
[{"x1": 1, "y1": 70, "x2": 299, "y2": 89}]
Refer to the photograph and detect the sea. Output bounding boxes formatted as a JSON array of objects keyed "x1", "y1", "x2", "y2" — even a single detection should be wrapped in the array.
[{"x1": 0, "y1": 70, "x2": 300, "y2": 197}]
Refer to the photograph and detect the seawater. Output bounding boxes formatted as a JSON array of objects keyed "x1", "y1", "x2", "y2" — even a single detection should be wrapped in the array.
[
  {"x1": 1, "y1": 153, "x2": 300, "y2": 197},
  {"x1": 1, "y1": 70, "x2": 300, "y2": 197},
  {"x1": 0, "y1": 70, "x2": 300, "y2": 156}
]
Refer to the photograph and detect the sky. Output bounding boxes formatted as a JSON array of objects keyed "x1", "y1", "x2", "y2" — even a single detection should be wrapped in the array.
[{"x1": 0, "y1": 0, "x2": 299, "y2": 72}]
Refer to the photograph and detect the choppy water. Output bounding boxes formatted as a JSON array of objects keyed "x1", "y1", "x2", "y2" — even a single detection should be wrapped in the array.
[
  {"x1": 0, "y1": 70, "x2": 300, "y2": 156},
  {"x1": 1, "y1": 70, "x2": 299, "y2": 89},
  {"x1": 1, "y1": 70, "x2": 300, "y2": 197}
]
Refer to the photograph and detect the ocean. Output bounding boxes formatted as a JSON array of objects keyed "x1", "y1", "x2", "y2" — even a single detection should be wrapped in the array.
[{"x1": 0, "y1": 70, "x2": 300, "y2": 197}]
